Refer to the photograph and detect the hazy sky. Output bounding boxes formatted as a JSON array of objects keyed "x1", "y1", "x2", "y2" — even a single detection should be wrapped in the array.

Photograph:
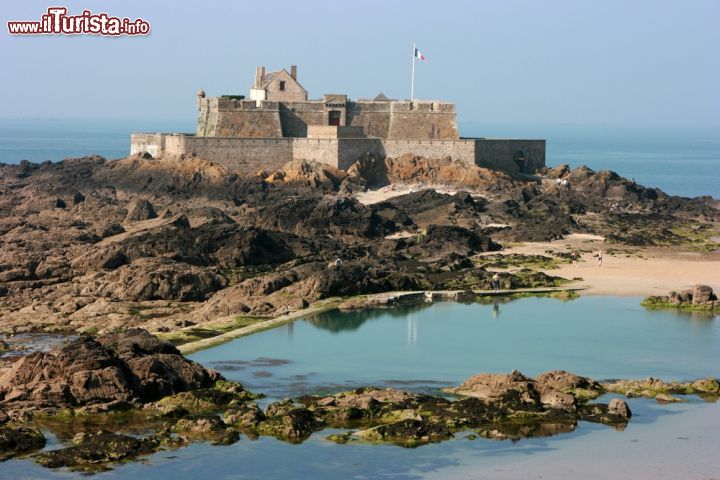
[{"x1": 3, "y1": 0, "x2": 719, "y2": 127}]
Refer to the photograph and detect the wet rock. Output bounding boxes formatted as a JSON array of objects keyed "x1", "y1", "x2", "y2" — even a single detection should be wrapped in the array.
[
  {"x1": 0, "y1": 425, "x2": 46, "y2": 460},
  {"x1": 603, "y1": 377, "x2": 720, "y2": 400},
  {"x1": 172, "y1": 415, "x2": 225, "y2": 434},
  {"x1": 478, "y1": 421, "x2": 576, "y2": 441},
  {"x1": 356, "y1": 419, "x2": 453, "y2": 447},
  {"x1": 33, "y1": 430, "x2": 159, "y2": 471},
  {"x1": 152, "y1": 383, "x2": 255, "y2": 415},
  {"x1": 258, "y1": 401, "x2": 325, "y2": 442},
  {"x1": 608, "y1": 398, "x2": 631, "y2": 419},
  {"x1": 223, "y1": 403, "x2": 266, "y2": 429}
]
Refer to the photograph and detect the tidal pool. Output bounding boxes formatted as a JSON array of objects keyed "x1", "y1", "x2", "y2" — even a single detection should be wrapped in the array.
[
  {"x1": 191, "y1": 296, "x2": 719, "y2": 399},
  {"x1": 2, "y1": 296, "x2": 718, "y2": 479}
]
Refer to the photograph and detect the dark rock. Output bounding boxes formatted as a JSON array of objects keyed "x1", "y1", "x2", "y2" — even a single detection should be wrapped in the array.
[
  {"x1": 258, "y1": 401, "x2": 325, "y2": 442},
  {"x1": 0, "y1": 425, "x2": 46, "y2": 460},
  {"x1": 125, "y1": 199, "x2": 157, "y2": 222},
  {"x1": 34, "y1": 431, "x2": 159, "y2": 471}
]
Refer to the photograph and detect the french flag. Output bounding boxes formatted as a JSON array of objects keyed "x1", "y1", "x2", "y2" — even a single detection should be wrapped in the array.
[{"x1": 414, "y1": 48, "x2": 426, "y2": 60}]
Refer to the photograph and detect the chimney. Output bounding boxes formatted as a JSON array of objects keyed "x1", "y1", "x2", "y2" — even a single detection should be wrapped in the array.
[
  {"x1": 255, "y1": 66, "x2": 265, "y2": 88},
  {"x1": 290, "y1": 65, "x2": 297, "y2": 80}
]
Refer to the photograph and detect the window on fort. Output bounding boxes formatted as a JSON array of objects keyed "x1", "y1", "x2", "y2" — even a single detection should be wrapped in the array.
[
  {"x1": 328, "y1": 110, "x2": 341, "y2": 126},
  {"x1": 279, "y1": 81, "x2": 286, "y2": 91}
]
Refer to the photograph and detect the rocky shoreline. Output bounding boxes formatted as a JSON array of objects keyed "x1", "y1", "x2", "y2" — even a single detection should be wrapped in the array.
[
  {"x1": 1, "y1": 329, "x2": 717, "y2": 471},
  {"x1": 0, "y1": 154, "x2": 717, "y2": 349}
]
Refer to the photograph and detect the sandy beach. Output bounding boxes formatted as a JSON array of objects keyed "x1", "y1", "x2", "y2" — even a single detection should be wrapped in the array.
[{"x1": 499, "y1": 234, "x2": 720, "y2": 296}]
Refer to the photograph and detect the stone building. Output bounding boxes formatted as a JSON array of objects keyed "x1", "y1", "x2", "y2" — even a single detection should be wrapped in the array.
[{"x1": 132, "y1": 64, "x2": 545, "y2": 175}]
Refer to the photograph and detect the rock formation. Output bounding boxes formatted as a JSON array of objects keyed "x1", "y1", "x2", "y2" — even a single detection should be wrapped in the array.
[
  {"x1": 0, "y1": 329, "x2": 221, "y2": 415},
  {"x1": 642, "y1": 285, "x2": 719, "y2": 311}
]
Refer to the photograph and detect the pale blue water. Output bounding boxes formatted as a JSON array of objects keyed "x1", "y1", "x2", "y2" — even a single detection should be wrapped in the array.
[
  {"x1": 0, "y1": 118, "x2": 193, "y2": 163},
  {"x1": 1, "y1": 118, "x2": 718, "y2": 198},
  {"x1": 2, "y1": 297, "x2": 719, "y2": 479},
  {"x1": 189, "y1": 297, "x2": 719, "y2": 400}
]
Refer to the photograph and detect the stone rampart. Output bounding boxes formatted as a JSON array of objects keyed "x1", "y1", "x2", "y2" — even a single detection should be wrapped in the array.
[{"x1": 130, "y1": 134, "x2": 545, "y2": 176}]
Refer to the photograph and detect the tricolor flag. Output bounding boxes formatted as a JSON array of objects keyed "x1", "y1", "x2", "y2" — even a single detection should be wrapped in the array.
[{"x1": 414, "y1": 48, "x2": 426, "y2": 60}]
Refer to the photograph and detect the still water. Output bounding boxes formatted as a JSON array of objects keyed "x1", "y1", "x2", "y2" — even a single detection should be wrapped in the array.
[
  {"x1": 2, "y1": 296, "x2": 719, "y2": 479},
  {"x1": 190, "y1": 296, "x2": 719, "y2": 400}
]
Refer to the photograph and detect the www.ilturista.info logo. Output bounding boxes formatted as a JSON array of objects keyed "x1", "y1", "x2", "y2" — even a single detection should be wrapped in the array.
[{"x1": 7, "y1": 7, "x2": 150, "y2": 36}]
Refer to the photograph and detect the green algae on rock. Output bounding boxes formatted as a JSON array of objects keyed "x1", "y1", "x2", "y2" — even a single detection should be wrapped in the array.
[{"x1": 642, "y1": 285, "x2": 720, "y2": 312}]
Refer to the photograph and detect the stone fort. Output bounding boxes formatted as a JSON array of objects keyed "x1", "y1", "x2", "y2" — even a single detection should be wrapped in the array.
[{"x1": 131, "y1": 65, "x2": 545, "y2": 175}]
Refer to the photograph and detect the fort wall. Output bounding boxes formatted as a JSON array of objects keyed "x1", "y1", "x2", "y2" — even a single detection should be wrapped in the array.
[
  {"x1": 131, "y1": 134, "x2": 543, "y2": 176},
  {"x1": 473, "y1": 139, "x2": 546, "y2": 174},
  {"x1": 197, "y1": 98, "x2": 459, "y2": 141}
]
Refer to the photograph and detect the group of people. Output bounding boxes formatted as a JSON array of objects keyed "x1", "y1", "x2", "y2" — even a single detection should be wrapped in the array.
[{"x1": 570, "y1": 250, "x2": 604, "y2": 268}]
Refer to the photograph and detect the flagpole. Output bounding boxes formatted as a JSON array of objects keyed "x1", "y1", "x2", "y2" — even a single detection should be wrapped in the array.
[{"x1": 410, "y1": 42, "x2": 416, "y2": 101}]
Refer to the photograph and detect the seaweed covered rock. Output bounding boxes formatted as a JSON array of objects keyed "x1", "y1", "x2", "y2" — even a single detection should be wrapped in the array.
[
  {"x1": 0, "y1": 425, "x2": 46, "y2": 460},
  {"x1": 152, "y1": 382, "x2": 256, "y2": 415},
  {"x1": 257, "y1": 400, "x2": 325, "y2": 442},
  {"x1": 356, "y1": 418, "x2": 453, "y2": 447},
  {"x1": 603, "y1": 377, "x2": 720, "y2": 400},
  {"x1": 34, "y1": 431, "x2": 159, "y2": 471}
]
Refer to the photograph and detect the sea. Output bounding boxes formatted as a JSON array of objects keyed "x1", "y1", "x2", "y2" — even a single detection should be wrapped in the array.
[{"x1": 0, "y1": 118, "x2": 718, "y2": 199}]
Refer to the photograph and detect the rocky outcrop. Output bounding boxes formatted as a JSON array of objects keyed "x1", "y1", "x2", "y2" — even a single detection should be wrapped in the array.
[
  {"x1": 73, "y1": 258, "x2": 226, "y2": 302},
  {"x1": 264, "y1": 160, "x2": 353, "y2": 192},
  {"x1": 445, "y1": 370, "x2": 606, "y2": 413},
  {"x1": 347, "y1": 154, "x2": 514, "y2": 193},
  {"x1": 0, "y1": 329, "x2": 221, "y2": 414},
  {"x1": 642, "y1": 285, "x2": 719, "y2": 311}
]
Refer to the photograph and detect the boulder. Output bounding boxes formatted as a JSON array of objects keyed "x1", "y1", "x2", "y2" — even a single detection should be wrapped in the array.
[
  {"x1": 445, "y1": 370, "x2": 540, "y2": 408},
  {"x1": 608, "y1": 398, "x2": 632, "y2": 419},
  {"x1": 125, "y1": 199, "x2": 157, "y2": 222}
]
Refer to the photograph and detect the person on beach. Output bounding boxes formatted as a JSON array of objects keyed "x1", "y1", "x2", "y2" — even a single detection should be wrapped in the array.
[
  {"x1": 571, "y1": 251, "x2": 578, "y2": 268},
  {"x1": 598, "y1": 250, "x2": 603, "y2": 267}
]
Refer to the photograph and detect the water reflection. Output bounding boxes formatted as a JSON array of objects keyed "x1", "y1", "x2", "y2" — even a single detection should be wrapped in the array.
[
  {"x1": 407, "y1": 313, "x2": 418, "y2": 344},
  {"x1": 306, "y1": 302, "x2": 434, "y2": 333}
]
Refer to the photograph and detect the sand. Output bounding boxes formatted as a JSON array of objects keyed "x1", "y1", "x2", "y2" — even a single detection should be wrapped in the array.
[
  {"x1": 496, "y1": 234, "x2": 720, "y2": 296},
  {"x1": 355, "y1": 184, "x2": 464, "y2": 205}
]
